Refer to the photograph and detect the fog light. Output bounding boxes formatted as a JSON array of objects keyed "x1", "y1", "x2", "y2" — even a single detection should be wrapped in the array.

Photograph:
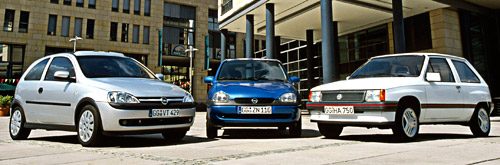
[
  {"x1": 120, "y1": 120, "x2": 128, "y2": 126},
  {"x1": 188, "y1": 118, "x2": 193, "y2": 122}
]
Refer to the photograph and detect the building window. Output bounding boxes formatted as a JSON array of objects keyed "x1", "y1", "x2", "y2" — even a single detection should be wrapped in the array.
[
  {"x1": 88, "y1": 0, "x2": 96, "y2": 9},
  {"x1": 19, "y1": 11, "x2": 30, "y2": 33},
  {"x1": 144, "y1": 0, "x2": 150, "y2": 16},
  {"x1": 0, "y1": 44, "x2": 25, "y2": 80},
  {"x1": 3, "y1": 9, "x2": 15, "y2": 32},
  {"x1": 51, "y1": 0, "x2": 59, "y2": 4},
  {"x1": 404, "y1": 12, "x2": 432, "y2": 52},
  {"x1": 132, "y1": 25, "x2": 139, "y2": 43},
  {"x1": 125, "y1": 53, "x2": 147, "y2": 65},
  {"x1": 134, "y1": 0, "x2": 141, "y2": 15},
  {"x1": 123, "y1": 0, "x2": 130, "y2": 13},
  {"x1": 112, "y1": 0, "x2": 119, "y2": 12},
  {"x1": 208, "y1": 9, "x2": 219, "y2": 31},
  {"x1": 74, "y1": 18, "x2": 83, "y2": 37},
  {"x1": 163, "y1": 3, "x2": 196, "y2": 57},
  {"x1": 76, "y1": 0, "x2": 84, "y2": 7},
  {"x1": 222, "y1": 0, "x2": 232, "y2": 15},
  {"x1": 121, "y1": 23, "x2": 129, "y2": 42},
  {"x1": 61, "y1": 16, "x2": 70, "y2": 37},
  {"x1": 110, "y1": 22, "x2": 118, "y2": 41},
  {"x1": 162, "y1": 65, "x2": 189, "y2": 90},
  {"x1": 63, "y1": 0, "x2": 71, "y2": 5},
  {"x1": 47, "y1": 15, "x2": 57, "y2": 35},
  {"x1": 86, "y1": 19, "x2": 94, "y2": 39},
  {"x1": 143, "y1": 26, "x2": 149, "y2": 44}
]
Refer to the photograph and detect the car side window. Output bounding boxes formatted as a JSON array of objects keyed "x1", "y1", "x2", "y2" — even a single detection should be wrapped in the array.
[
  {"x1": 426, "y1": 58, "x2": 455, "y2": 82},
  {"x1": 452, "y1": 60, "x2": 480, "y2": 83},
  {"x1": 24, "y1": 59, "x2": 49, "y2": 81},
  {"x1": 44, "y1": 57, "x2": 76, "y2": 81}
]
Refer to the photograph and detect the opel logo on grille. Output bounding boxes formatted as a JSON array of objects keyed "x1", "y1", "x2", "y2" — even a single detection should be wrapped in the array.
[
  {"x1": 161, "y1": 97, "x2": 169, "y2": 105},
  {"x1": 337, "y1": 94, "x2": 343, "y2": 100},
  {"x1": 251, "y1": 98, "x2": 259, "y2": 104}
]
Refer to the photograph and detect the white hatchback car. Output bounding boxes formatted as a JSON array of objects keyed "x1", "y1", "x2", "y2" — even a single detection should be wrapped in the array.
[
  {"x1": 9, "y1": 51, "x2": 196, "y2": 146},
  {"x1": 307, "y1": 53, "x2": 493, "y2": 140}
]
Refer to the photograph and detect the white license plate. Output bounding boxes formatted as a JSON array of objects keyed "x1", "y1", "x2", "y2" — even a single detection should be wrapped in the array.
[
  {"x1": 149, "y1": 109, "x2": 180, "y2": 117},
  {"x1": 324, "y1": 106, "x2": 354, "y2": 115},
  {"x1": 238, "y1": 106, "x2": 272, "y2": 114}
]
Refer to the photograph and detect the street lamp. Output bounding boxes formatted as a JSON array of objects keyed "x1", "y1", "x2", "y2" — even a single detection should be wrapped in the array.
[
  {"x1": 69, "y1": 36, "x2": 82, "y2": 52},
  {"x1": 185, "y1": 46, "x2": 198, "y2": 94}
]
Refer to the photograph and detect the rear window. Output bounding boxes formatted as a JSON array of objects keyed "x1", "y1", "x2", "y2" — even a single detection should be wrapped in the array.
[{"x1": 24, "y1": 59, "x2": 49, "y2": 80}]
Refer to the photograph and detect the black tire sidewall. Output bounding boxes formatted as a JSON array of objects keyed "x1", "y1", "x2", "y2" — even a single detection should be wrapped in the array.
[
  {"x1": 9, "y1": 106, "x2": 30, "y2": 140},
  {"x1": 206, "y1": 119, "x2": 217, "y2": 138},
  {"x1": 77, "y1": 105, "x2": 102, "y2": 147},
  {"x1": 318, "y1": 123, "x2": 343, "y2": 138},
  {"x1": 289, "y1": 116, "x2": 302, "y2": 137},
  {"x1": 470, "y1": 107, "x2": 490, "y2": 137},
  {"x1": 393, "y1": 103, "x2": 419, "y2": 140}
]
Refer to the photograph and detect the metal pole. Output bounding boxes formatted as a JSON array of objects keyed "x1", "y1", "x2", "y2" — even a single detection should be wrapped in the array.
[
  {"x1": 246, "y1": 15, "x2": 254, "y2": 58},
  {"x1": 392, "y1": 0, "x2": 406, "y2": 53},
  {"x1": 266, "y1": 3, "x2": 275, "y2": 59},
  {"x1": 320, "y1": 0, "x2": 334, "y2": 83},
  {"x1": 189, "y1": 46, "x2": 193, "y2": 94},
  {"x1": 221, "y1": 29, "x2": 228, "y2": 60},
  {"x1": 73, "y1": 41, "x2": 76, "y2": 52}
]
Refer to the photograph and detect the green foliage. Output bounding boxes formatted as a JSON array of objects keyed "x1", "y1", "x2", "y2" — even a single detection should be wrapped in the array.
[{"x1": 0, "y1": 95, "x2": 13, "y2": 107}]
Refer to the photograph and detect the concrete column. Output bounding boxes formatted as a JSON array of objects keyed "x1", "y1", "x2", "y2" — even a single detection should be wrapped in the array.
[
  {"x1": 320, "y1": 0, "x2": 335, "y2": 83},
  {"x1": 266, "y1": 3, "x2": 275, "y2": 59},
  {"x1": 332, "y1": 21, "x2": 340, "y2": 81},
  {"x1": 306, "y1": 30, "x2": 315, "y2": 91},
  {"x1": 246, "y1": 15, "x2": 254, "y2": 58},
  {"x1": 220, "y1": 29, "x2": 228, "y2": 60},
  {"x1": 392, "y1": 0, "x2": 406, "y2": 53},
  {"x1": 274, "y1": 36, "x2": 281, "y2": 60}
]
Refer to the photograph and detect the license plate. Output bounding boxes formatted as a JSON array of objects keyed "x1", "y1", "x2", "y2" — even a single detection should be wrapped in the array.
[
  {"x1": 149, "y1": 109, "x2": 180, "y2": 117},
  {"x1": 324, "y1": 106, "x2": 354, "y2": 115},
  {"x1": 238, "y1": 106, "x2": 272, "y2": 114}
]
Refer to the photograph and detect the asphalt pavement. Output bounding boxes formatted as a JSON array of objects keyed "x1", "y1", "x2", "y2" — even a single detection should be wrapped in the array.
[{"x1": 0, "y1": 112, "x2": 499, "y2": 164}]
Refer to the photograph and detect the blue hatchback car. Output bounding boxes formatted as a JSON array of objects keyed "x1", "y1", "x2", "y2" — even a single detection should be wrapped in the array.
[{"x1": 204, "y1": 59, "x2": 301, "y2": 138}]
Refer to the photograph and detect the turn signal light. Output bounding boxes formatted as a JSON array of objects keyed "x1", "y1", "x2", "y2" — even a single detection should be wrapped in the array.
[{"x1": 380, "y1": 89, "x2": 386, "y2": 102}]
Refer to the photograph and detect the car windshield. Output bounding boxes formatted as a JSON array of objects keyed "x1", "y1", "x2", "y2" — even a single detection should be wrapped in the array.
[
  {"x1": 217, "y1": 60, "x2": 288, "y2": 81},
  {"x1": 77, "y1": 56, "x2": 156, "y2": 78},
  {"x1": 350, "y1": 55, "x2": 425, "y2": 79}
]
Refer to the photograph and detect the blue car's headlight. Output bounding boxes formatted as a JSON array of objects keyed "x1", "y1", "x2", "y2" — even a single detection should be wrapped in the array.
[
  {"x1": 279, "y1": 92, "x2": 297, "y2": 103},
  {"x1": 183, "y1": 94, "x2": 194, "y2": 103},
  {"x1": 213, "y1": 91, "x2": 229, "y2": 103},
  {"x1": 107, "y1": 91, "x2": 140, "y2": 104}
]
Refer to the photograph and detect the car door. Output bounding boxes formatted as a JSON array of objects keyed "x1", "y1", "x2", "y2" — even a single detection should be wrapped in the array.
[
  {"x1": 18, "y1": 58, "x2": 50, "y2": 123},
  {"x1": 451, "y1": 60, "x2": 484, "y2": 121},
  {"x1": 423, "y1": 57, "x2": 463, "y2": 122},
  {"x1": 36, "y1": 57, "x2": 76, "y2": 125}
]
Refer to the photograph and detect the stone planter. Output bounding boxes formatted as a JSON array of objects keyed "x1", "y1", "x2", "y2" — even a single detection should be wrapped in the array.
[{"x1": 0, "y1": 106, "x2": 9, "y2": 116}]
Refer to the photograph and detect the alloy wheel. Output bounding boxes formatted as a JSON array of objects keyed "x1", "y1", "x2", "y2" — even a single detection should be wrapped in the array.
[
  {"x1": 402, "y1": 108, "x2": 418, "y2": 137},
  {"x1": 79, "y1": 110, "x2": 95, "y2": 143},
  {"x1": 10, "y1": 110, "x2": 21, "y2": 136}
]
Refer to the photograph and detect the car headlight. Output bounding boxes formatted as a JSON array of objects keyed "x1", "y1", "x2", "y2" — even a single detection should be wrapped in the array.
[
  {"x1": 279, "y1": 92, "x2": 297, "y2": 103},
  {"x1": 183, "y1": 94, "x2": 194, "y2": 103},
  {"x1": 107, "y1": 91, "x2": 140, "y2": 104},
  {"x1": 309, "y1": 91, "x2": 322, "y2": 102},
  {"x1": 213, "y1": 91, "x2": 229, "y2": 103},
  {"x1": 365, "y1": 89, "x2": 385, "y2": 102}
]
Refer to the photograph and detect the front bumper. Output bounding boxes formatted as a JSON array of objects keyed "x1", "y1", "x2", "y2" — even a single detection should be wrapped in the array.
[
  {"x1": 307, "y1": 102, "x2": 398, "y2": 126},
  {"x1": 208, "y1": 105, "x2": 300, "y2": 127},
  {"x1": 96, "y1": 102, "x2": 196, "y2": 132}
]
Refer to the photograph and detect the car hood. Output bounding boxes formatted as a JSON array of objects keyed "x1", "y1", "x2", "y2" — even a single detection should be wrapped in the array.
[
  {"x1": 311, "y1": 77, "x2": 422, "y2": 91},
  {"x1": 214, "y1": 81, "x2": 296, "y2": 99},
  {"x1": 84, "y1": 78, "x2": 188, "y2": 97}
]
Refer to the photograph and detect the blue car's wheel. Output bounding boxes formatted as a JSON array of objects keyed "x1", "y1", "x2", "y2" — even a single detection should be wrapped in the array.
[{"x1": 289, "y1": 116, "x2": 302, "y2": 138}]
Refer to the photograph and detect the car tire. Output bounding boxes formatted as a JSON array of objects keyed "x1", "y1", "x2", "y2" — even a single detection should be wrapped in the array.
[
  {"x1": 392, "y1": 102, "x2": 419, "y2": 141},
  {"x1": 77, "y1": 105, "x2": 103, "y2": 147},
  {"x1": 318, "y1": 123, "x2": 343, "y2": 139},
  {"x1": 469, "y1": 106, "x2": 490, "y2": 137},
  {"x1": 162, "y1": 128, "x2": 188, "y2": 141},
  {"x1": 289, "y1": 117, "x2": 302, "y2": 138},
  {"x1": 206, "y1": 119, "x2": 218, "y2": 139},
  {"x1": 9, "y1": 106, "x2": 31, "y2": 140}
]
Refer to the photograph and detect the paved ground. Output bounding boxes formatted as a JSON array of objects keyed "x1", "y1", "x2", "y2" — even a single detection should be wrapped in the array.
[{"x1": 0, "y1": 112, "x2": 499, "y2": 165}]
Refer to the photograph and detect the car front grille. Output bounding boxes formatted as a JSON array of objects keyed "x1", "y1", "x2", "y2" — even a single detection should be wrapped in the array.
[
  {"x1": 234, "y1": 98, "x2": 275, "y2": 104},
  {"x1": 322, "y1": 90, "x2": 365, "y2": 102},
  {"x1": 119, "y1": 117, "x2": 192, "y2": 126},
  {"x1": 218, "y1": 114, "x2": 292, "y2": 119}
]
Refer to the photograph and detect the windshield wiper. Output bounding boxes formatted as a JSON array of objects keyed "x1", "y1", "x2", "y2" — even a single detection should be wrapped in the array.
[{"x1": 218, "y1": 77, "x2": 242, "y2": 81}]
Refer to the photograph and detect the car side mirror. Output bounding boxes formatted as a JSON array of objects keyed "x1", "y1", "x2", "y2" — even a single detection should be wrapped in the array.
[
  {"x1": 156, "y1": 73, "x2": 164, "y2": 80},
  {"x1": 426, "y1": 72, "x2": 441, "y2": 82},
  {"x1": 54, "y1": 71, "x2": 75, "y2": 82},
  {"x1": 204, "y1": 76, "x2": 214, "y2": 84},
  {"x1": 290, "y1": 77, "x2": 300, "y2": 83}
]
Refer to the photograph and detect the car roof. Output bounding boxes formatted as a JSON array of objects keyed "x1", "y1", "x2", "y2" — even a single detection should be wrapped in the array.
[
  {"x1": 372, "y1": 53, "x2": 466, "y2": 60},
  {"x1": 46, "y1": 51, "x2": 125, "y2": 57},
  {"x1": 223, "y1": 58, "x2": 281, "y2": 62}
]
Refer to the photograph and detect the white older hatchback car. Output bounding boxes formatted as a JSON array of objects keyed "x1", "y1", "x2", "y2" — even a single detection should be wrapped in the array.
[
  {"x1": 9, "y1": 51, "x2": 196, "y2": 146},
  {"x1": 307, "y1": 53, "x2": 493, "y2": 140}
]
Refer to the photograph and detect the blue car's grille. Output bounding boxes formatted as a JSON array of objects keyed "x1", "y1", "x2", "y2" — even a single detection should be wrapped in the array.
[{"x1": 234, "y1": 98, "x2": 275, "y2": 104}]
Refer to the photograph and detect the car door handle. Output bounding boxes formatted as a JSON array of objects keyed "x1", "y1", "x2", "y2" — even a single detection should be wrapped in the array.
[
  {"x1": 456, "y1": 86, "x2": 461, "y2": 89},
  {"x1": 38, "y1": 87, "x2": 43, "y2": 94}
]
